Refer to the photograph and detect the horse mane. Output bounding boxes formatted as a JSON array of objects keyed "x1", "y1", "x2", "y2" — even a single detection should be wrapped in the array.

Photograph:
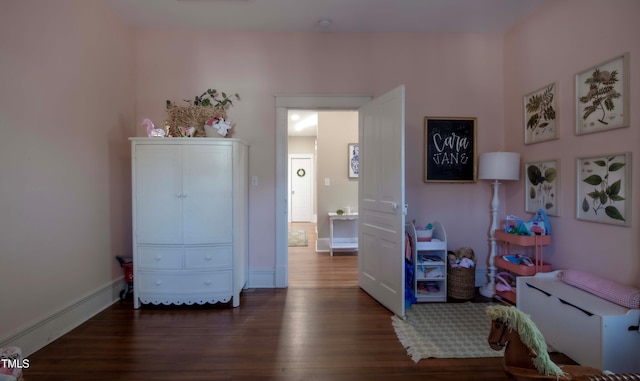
[{"x1": 486, "y1": 305, "x2": 565, "y2": 377}]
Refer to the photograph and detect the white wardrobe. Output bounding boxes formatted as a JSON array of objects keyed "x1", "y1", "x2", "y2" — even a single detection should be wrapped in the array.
[{"x1": 130, "y1": 138, "x2": 248, "y2": 309}]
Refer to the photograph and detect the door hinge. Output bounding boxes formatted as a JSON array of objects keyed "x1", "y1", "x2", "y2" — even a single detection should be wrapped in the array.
[{"x1": 403, "y1": 203, "x2": 408, "y2": 215}]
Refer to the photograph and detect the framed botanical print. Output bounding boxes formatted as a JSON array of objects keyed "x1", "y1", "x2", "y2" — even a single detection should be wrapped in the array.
[
  {"x1": 524, "y1": 82, "x2": 558, "y2": 144},
  {"x1": 576, "y1": 152, "x2": 631, "y2": 226},
  {"x1": 575, "y1": 53, "x2": 630, "y2": 135},
  {"x1": 525, "y1": 159, "x2": 559, "y2": 216}
]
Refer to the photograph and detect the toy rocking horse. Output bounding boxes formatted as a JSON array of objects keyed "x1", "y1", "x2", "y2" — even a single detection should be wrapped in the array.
[{"x1": 486, "y1": 305, "x2": 640, "y2": 381}]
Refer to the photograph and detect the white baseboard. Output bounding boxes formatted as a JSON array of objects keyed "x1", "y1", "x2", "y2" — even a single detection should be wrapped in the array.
[
  {"x1": 0, "y1": 278, "x2": 123, "y2": 357},
  {"x1": 316, "y1": 237, "x2": 330, "y2": 252},
  {"x1": 274, "y1": 264, "x2": 287, "y2": 288},
  {"x1": 248, "y1": 270, "x2": 277, "y2": 288},
  {"x1": 475, "y1": 268, "x2": 489, "y2": 287}
]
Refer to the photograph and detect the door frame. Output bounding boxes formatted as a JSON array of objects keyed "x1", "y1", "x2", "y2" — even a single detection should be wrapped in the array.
[
  {"x1": 288, "y1": 154, "x2": 314, "y2": 223},
  {"x1": 275, "y1": 94, "x2": 372, "y2": 287}
]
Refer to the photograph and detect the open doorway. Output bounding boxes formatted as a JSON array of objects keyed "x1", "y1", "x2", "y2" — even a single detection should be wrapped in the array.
[
  {"x1": 274, "y1": 94, "x2": 371, "y2": 288},
  {"x1": 276, "y1": 89, "x2": 406, "y2": 316},
  {"x1": 287, "y1": 109, "x2": 359, "y2": 288}
]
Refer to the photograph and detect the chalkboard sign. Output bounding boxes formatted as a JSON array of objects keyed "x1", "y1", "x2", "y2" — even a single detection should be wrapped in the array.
[{"x1": 424, "y1": 117, "x2": 477, "y2": 182}]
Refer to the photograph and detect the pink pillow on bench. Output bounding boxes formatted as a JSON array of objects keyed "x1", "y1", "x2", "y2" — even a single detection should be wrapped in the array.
[{"x1": 559, "y1": 269, "x2": 640, "y2": 309}]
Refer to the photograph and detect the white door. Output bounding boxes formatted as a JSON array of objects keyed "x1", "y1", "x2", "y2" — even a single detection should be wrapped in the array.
[
  {"x1": 358, "y1": 85, "x2": 406, "y2": 318},
  {"x1": 289, "y1": 156, "x2": 313, "y2": 222}
]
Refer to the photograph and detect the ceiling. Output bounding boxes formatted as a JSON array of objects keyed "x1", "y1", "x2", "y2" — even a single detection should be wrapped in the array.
[
  {"x1": 102, "y1": 0, "x2": 547, "y2": 136},
  {"x1": 102, "y1": 0, "x2": 546, "y2": 34}
]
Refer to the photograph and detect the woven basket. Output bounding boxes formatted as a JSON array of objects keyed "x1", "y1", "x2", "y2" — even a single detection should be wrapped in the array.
[
  {"x1": 165, "y1": 105, "x2": 226, "y2": 137},
  {"x1": 447, "y1": 266, "x2": 475, "y2": 300}
]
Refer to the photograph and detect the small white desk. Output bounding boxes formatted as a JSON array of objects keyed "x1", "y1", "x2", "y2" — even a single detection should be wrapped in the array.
[{"x1": 328, "y1": 212, "x2": 358, "y2": 256}]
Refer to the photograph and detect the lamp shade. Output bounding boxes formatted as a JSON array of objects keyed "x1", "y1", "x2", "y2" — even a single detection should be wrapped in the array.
[{"x1": 478, "y1": 152, "x2": 520, "y2": 180}]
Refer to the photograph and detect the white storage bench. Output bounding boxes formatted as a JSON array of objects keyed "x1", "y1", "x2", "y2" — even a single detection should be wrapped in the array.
[{"x1": 517, "y1": 271, "x2": 640, "y2": 373}]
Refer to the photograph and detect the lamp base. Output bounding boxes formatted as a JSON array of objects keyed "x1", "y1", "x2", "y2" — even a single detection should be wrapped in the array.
[{"x1": 478, "y1": 282, "x2": 494, "y2": 298}]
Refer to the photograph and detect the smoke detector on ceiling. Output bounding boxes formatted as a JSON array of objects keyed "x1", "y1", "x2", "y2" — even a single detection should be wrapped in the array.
[
  {"x1": 318, "y1": 18, "x2": 333, "y2": 28},
  {"x1": 176, "y1": 0, "x2": 251, "y2": 3}
]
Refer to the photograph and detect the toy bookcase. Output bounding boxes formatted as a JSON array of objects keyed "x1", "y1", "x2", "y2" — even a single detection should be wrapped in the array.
[{"x1": 407, "y1": 221, "x2": 447, "y2": 302}]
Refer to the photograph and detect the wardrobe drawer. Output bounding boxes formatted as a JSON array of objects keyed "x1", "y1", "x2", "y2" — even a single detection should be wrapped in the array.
[
  {"x1": 184, "y1": 246, "x2": 232, "y2": 269},
  {"x1": 137, "y1": 271, "x2": 232, "y2": 294},
  {"x1": 137, "y1": 246, "x2": 182, "y2": 269}
]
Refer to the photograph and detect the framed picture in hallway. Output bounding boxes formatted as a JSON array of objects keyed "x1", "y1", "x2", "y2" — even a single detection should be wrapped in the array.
[
  {"x1": 424, "y1": 117, "x2": 477, "y2": 182},
  {"x1": 348, "y1": 143, "x2": 359, "y2": 178},
  {"x1": 575, "y1": 52, "x2": 630, "y2": 135}
]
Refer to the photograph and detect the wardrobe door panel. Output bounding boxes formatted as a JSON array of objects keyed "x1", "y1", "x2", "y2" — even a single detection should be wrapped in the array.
[
  {"x1": 135, "y1": 145, "x2": 182, "y2": 244},
  {"x1": 182, "y1": 145, "x2": 233, "y2": 245}
]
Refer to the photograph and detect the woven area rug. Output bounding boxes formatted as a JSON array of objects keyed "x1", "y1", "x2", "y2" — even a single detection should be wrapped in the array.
[
  {"x1": 392, "y1": 302, "x2": 503, "y2": 362},
  {"x1": 288, "y1": 230, "x2": 308, "y2": 247}
]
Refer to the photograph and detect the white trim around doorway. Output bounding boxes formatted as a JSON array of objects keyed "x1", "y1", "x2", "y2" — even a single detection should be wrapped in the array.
[{"x1": 274, "y1": 94, "x2": 371, "y2": 287}]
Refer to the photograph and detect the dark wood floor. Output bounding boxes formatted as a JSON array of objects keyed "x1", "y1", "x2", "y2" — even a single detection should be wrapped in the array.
[{"x1": 24, "y1": 223, "x2": 570, "y2": 380}]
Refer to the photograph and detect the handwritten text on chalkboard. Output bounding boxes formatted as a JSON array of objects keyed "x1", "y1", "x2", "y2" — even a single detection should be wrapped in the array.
[{"x1": 431, "y1": 131, "x2": 471, "y2": 165}]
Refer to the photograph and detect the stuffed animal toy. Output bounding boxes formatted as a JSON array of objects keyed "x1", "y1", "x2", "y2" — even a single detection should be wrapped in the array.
[
  {"x1": 179, "y1": 126, "x2": 196, "y2": 137},
  {"x1": 205, "y1": 117, "x2": 233, "y2": 137},
  {"x1": 141, "y1": 118, "x2": 165, "y2": 137},
  {"x1": 455, "y1": 247, "x2": 476, "y2": 262},
  {"x1": 528, "y1": 208, "x2": 550, "y2": 235},
  {"x1": 458, "y1": 258, "x2": 475, "y2": 268},
  {"x1": 508, "y1": 209, "x2": 551, "y2": 236},
  {"x1": 449, "y1": 247, "x2": 476, "y2": 268}
]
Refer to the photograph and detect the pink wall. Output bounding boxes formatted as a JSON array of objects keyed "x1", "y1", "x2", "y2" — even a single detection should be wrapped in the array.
[
  {"x1": 3, "y1": 0, "x2": 636, "y2": 349},
  {"x1": 504, "y1": 0, "x2": 640, "y2": 286},
  {"x1": 135, "y1": 31, "x2": 507, "y2": 273},
  {"x1": 0, "y1": 0, "x2": 136, "y2": 338}
]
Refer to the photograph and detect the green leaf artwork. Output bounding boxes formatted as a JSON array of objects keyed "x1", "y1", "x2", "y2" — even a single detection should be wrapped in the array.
[
  {"x1": 575, "y1": 53, "x2": 628, "y2": 135},
  {"x1": 525, "y1": 160, "x2": 558, "y2": 215},
  {"x1": 526, "y1": 84, "x2": 555, "y2": 131},
  {"x1": 578, "y1": 69, "x2": 620, "y2": 126},
  {"x1": 577, "y1": 154, "x2": 630, "y2": 225},
  {"x1": 524, "y1": 83, "x2": 557, "y2": 144}
]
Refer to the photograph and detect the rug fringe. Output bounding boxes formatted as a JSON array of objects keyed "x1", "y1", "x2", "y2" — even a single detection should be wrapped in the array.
[{"x1": 391, "y1": 316, "x2": 422, "y2": 363}]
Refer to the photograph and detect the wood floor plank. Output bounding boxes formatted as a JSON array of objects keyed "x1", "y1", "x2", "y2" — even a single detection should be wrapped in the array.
[
  {"x1": 24, "y1": 223, "x2": 570, "y2": 380},
  {"x1": 26, "y1": 288, "x2": 511, "y2": 380}
]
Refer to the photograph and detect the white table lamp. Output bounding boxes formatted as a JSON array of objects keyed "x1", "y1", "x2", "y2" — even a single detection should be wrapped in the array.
[{"x1": 477, "y1": 152, "x2": 520, "y2": 298}]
